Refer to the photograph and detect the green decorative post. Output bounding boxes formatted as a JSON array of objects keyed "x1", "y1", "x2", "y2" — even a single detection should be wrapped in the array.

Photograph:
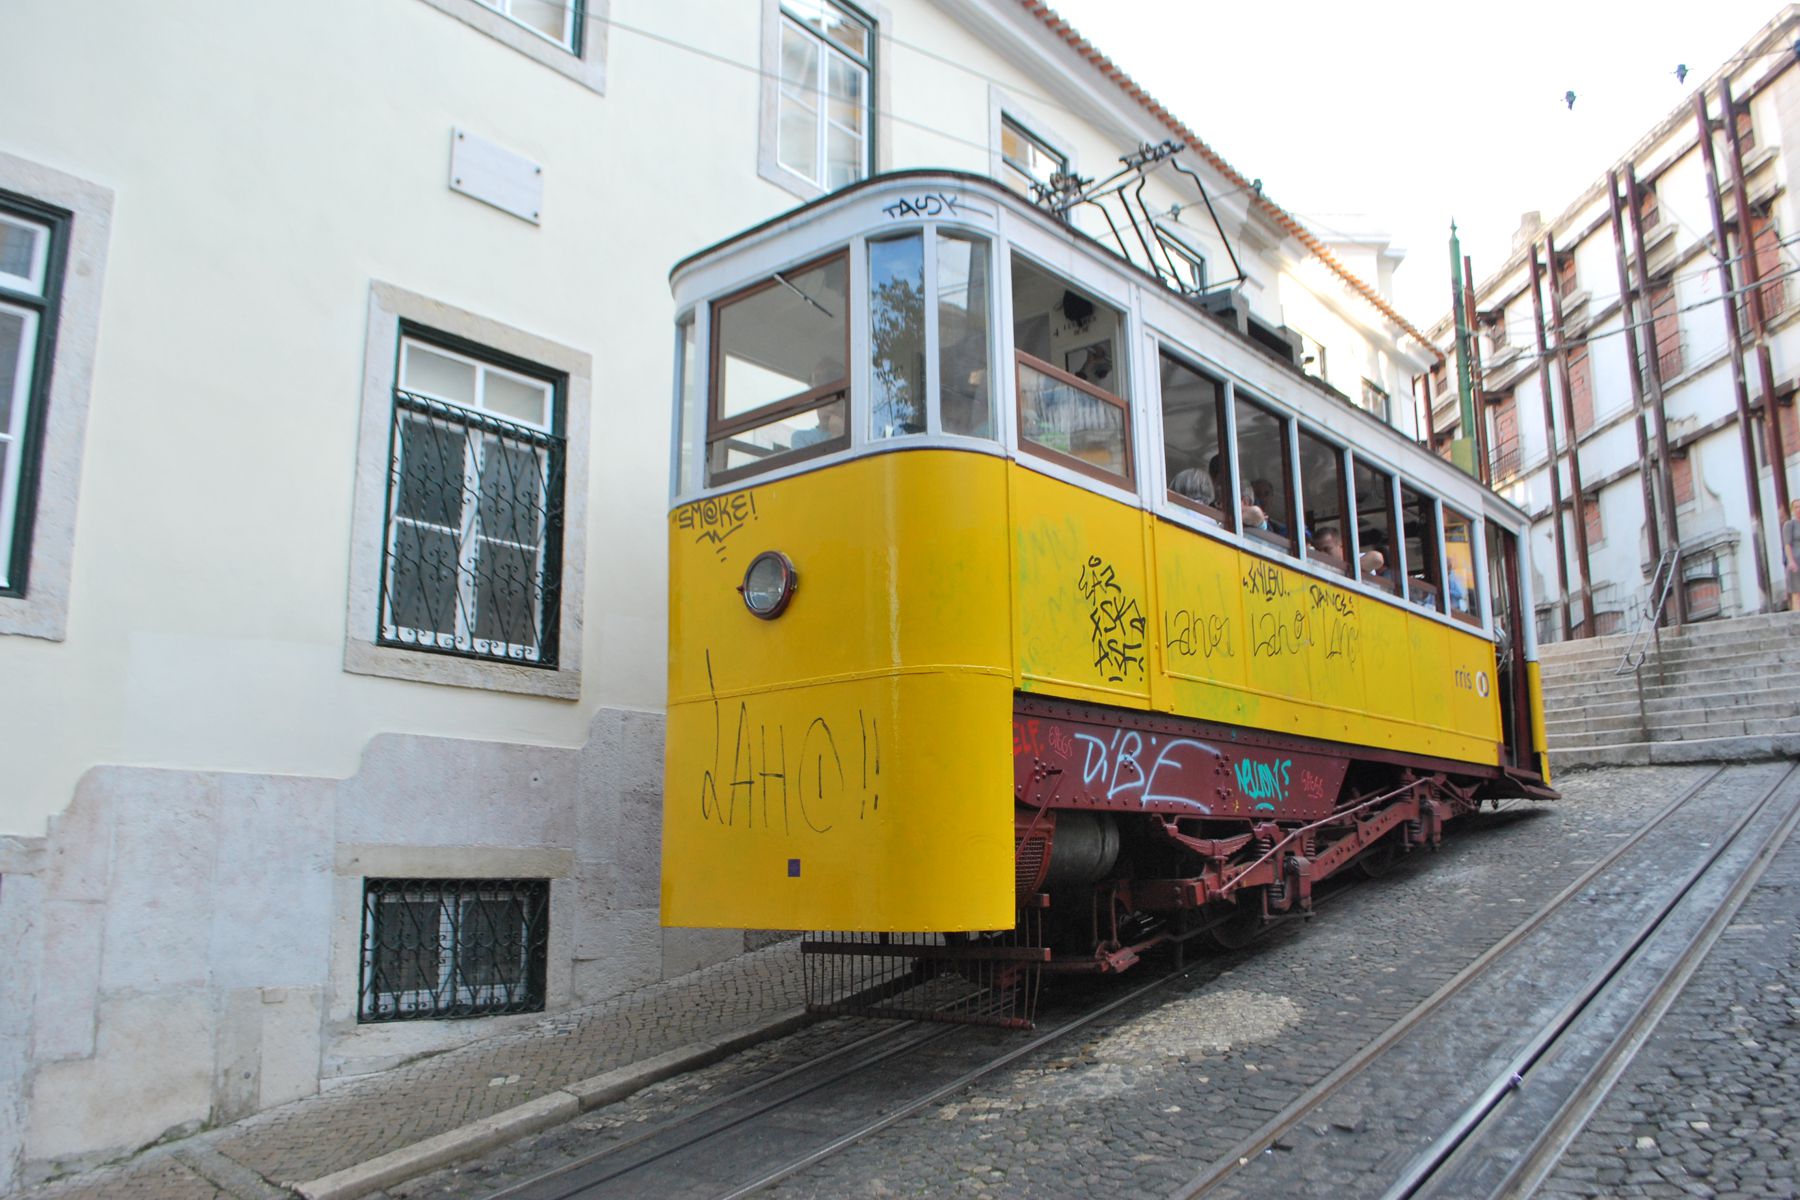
[{"x1": 1448, "y1": 222, "x2": 1478, "y2": 477}]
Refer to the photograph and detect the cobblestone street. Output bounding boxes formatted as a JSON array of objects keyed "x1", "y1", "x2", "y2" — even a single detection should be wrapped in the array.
[{"x1": 20, "y1": 762, "x2": 1800, "y2": 1200}]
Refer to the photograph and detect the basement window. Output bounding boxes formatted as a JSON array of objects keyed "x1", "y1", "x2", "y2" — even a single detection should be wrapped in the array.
[{"x1": 359, "y1": 878, "x2": 549, "y2": 1021}]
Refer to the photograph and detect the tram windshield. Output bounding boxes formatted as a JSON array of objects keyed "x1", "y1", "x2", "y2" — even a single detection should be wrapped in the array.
[{"x1": 708, "y1": 252, "x2": 850, "y2": 482}]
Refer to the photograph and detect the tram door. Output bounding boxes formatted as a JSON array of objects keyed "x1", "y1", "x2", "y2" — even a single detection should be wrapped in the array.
[{"x1": 1487, "y1": 524, "x2": 1533, "y2": 769}]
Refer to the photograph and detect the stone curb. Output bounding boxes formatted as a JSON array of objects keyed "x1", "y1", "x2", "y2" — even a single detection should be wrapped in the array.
[{"x1": 288, "y1": 1006, "x2": 814, "y2": 1200}]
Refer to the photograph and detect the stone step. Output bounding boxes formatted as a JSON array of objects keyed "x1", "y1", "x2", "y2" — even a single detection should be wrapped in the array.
[
  {"x1": 1539, "y1": 637, "x2": 1800, "y2": 679},
  {"x1": 1540, "y1": 676, "x2": 1800, "y2": 712},
  {"x1": 1540, "y1": 661, "x2": 1798, "y2": 707},
  {"x1": 1545, "y1": 700, "x2": 1800, "y2": 740},
  {"x1": 1548, "y1": 730, "x2": 1800, "y2": 770},
  {"x1": 1542, "y1": 650, "x2": 1799, "y2": 689},
  {"x1": 1549, "y1": 715, "x2": 1800, "y2": 753},
  {"x1": 1537, "y1": 613, "x2": 1800, "y2": 670}
]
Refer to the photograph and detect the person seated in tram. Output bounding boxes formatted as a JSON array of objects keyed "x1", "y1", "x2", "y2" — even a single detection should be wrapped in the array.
[
  {"x1": 1250, "y1": 479, "x2": 1288, "y2": 537},
  {"x1": 1169, "y1": 465, "x2": 1215, "y2": 505},
  {"x1": 1205, "y1": 455, "x2": 1267, "y2": 531},
  {"x1": 1310, "y1": 526, "x2": 1347, "y2": 570},
  {"x1": 792, "y1": 403, "x2": 845, "y2": 448}
]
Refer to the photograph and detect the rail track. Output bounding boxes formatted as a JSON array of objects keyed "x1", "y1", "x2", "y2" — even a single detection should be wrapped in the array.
[{"x1": 1170, "y1": 760, "x2": 1800, "y2": 1200}]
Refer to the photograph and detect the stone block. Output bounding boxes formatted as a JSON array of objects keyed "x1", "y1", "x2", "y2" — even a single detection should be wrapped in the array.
[
  {"x1": 213, "y1": 987, "x2": 263, "y2": 1124},
  {"x1": 258, "y1": 986, "x2": 322, "y2": 1109},
  {"x1": 618, "y1": 710, "x2": 667, "y2": 798},
  {"x1": 0, "y1": 873, "x2": 44, "y2": 1196},
  {"x1": 100, "y1": 771, "x2": 221, "y2": 993},
  {"x1": 612, "y1": 787, "x2": 663, "y2": 909},
  {"x1": 572, "y1": 908, "x2": 661, "y2": 1003},
  {"x1": 46, "y1": 777, "x2": 114, "y2": 901},
  {"x1": 662, "y1": 927, "x2": 743, "y2": 979},
  {"x1": 27, "y1": 990, "x2": 214, "y2": 1165},
  {"x1": 210, "y1": 773, "x2": 335, "y2": 990},
  {"x1": 575, "y1": 708, "x2": 625, "y2": 866},
  {"x1": 33, "y1": 900, "x2": 103, "y2": 1061},
  {"x1": 340, "y1": 733, "x2": 577, "y2": 850}
]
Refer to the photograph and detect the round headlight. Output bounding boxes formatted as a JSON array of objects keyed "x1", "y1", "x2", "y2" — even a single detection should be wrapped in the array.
[{"x1": 740, "y1": 551, "x2": 798, "y2": 619}]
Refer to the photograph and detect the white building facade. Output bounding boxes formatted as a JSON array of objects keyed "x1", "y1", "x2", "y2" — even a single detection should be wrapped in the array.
[
  {"x1": 1428, "y1": 7, "x2": 1800, "y2": 640},
  {"x1": 0, "y1": 0, "x2": 1437, "y2": 1185}
]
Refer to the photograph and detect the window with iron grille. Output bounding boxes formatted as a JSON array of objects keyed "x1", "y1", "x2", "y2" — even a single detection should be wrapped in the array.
[
  {"x1": 379, "y1": 333, "x2": 565, "y2": 666},
  {"x1": 1647, "y1": 280, "x2": 1682, "y2": 379},
  {"x1": 1567, "y1": 343, "x2": 1594, "y2": 436},
  {"x1": 1489, "y1": 391, "x2": 1520, "y2": 478},
  {"x1": 359, "y1": 878, "x2": 549, "y2": 1021},
  {"x1": 0, "y1": 196, "x2": 68, "y2": 597}
]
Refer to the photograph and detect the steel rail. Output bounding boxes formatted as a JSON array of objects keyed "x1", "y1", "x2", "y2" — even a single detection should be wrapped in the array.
[
  {"x1": 1169, "y1": 764, "x2": 1727, "y2": 1199},
  {"x1": 1387, "y1": 759, "x2": 1800, "y2": 1200},
  {"x1": 489, "y1": 1019, "x2": 957, "y2": 1200}
]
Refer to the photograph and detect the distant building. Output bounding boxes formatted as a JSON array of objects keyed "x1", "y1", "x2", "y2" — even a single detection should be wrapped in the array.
[
  {"x1": 0, "y1": 0, "x2": 1435, "y2": 1184},
  {"x1": 1426, "y1": 6, "x2": 1800, "y2": 641}
]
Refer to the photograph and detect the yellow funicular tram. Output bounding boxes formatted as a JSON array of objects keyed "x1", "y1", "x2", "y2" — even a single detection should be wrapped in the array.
[{"x1": 662, "y1": 170, "x2": 1550, "y2": 1024}]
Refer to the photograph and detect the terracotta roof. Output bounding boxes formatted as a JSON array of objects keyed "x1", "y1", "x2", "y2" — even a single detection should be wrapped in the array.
[{"x1": 1018, "y1": 1, "x2": 1445, "y2": 363}]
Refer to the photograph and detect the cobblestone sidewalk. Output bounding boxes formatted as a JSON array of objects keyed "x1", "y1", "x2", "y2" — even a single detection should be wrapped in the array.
[{"x1": 16, "y1": 939, "x2": 808, "y2": 1200}]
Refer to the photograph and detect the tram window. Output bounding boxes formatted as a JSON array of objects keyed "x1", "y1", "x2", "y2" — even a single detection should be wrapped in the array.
[
  {"x1": 1400, "y1": 484, "x2": 1444, "y2": 612},
  {"x1": 1353, "y1": 459, "x2": 1398, "y2": 593},
  {"x1": 1297, "y1": 427, "x2": 1350, "y2": 575},
  {"x1": 938, "y1": 232, "x2": 993, "y2": 438},
  {"x1": 675, "y1": 313, "x2": 702, "y2": 495},
  {"x1": 1011, "y1": 257, "x2": 1130, "y2": 482},
  {"x1": 1233, "y1": 397, "x2": 1296, "y2": 554},
  {"x1": 1441, "y1": 506, "x2": 1480, "y2": 626},
  {"x1": 707, "y1": 251, "x2": 849, "y2": 482},
  {"x1": 1159, "y1": 351, "x2": 1230, "y2": 528},
  {"x1": 869, "y1": 233, "x2": 926, "y2": 439}
]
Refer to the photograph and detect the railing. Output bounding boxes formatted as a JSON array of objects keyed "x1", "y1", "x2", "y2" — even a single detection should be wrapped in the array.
[{"x1": 1616, "y1": 548, "x2": 1682, "y2": 675}]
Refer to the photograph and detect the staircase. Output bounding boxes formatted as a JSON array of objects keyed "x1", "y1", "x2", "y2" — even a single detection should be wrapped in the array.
[{"x1": 1538, "y1": 610, "x2": 1800, "y2": 769}]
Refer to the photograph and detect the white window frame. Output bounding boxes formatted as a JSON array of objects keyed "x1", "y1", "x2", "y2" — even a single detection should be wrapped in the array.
[
  {"x1": 346, "y1": 283, "x2": 591, "y2": 699},
  {"x1": 476, "y1": 0, "x2": 581, "y2": 52},
  {"x1": 383, "y1": 338, "x2": 559, "y2": 665},
  {"x1": 988, "y1": 91, "x2": 1077, "y2": 206},
  {"x1": 999, "y1": 114, "x2": 1068, "y2": 197},
  {"x1": 0, "y1": 155, "x2": 112, "y2": 642},
  {"x1": 759, "y1": 0, "x2": 885, "y2": 202},
  {"x1": 414, "y1": 0, "x2": 610, "y2": 94}
]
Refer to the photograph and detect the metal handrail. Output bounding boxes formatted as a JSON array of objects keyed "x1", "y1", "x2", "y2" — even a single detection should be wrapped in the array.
[{"x1": 1616, "y1": 548, "x2": 1682, "y2": 675}]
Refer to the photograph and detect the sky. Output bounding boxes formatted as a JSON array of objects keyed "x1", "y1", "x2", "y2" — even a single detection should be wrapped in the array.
[{"x1": 1041, "y1": 0, "x2": 1785, "y2": 328}]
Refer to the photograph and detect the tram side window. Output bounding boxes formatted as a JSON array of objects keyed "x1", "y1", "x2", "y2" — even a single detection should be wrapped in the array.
[
  {"x1": 869, "y1": 234, "x2": 926, "y2": 439},
  {"x1": 1400, "y1": 484, "x2": 1444, "y2": 612},
  {"x1": 1011, "y1": 257, "x2": 1131, "y2": 482},
  {"x1": 1160, "y1": 352, "x2": 1231, "y2": 528},
  {"x1": 1297, "y1": 427, "x2": 1350, "y2": 575},
  {"x1": 938, "y1": 232, "x2": 993, "y2": 437},
  {"x1": 1233, "y1": 397, "x2": 1296, "y2": 554},
  {"x1": 707, "y1": 251, "x2": 849, "y2": 483},
  {"x1": 1441, "y1": 507, "x2": 1481, "y2": 626},
  {"x1": 1354, "y1": 459, "x2": 1398, "y2": 593}
]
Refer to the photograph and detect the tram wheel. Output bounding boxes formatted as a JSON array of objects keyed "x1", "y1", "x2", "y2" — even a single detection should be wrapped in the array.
[
  {"x1": 1356, "y1": 837, "x2": 1404, "y2": 879},
  {"x1": 1204, "y1": 904, "x2": 1263, "y2": 950}
]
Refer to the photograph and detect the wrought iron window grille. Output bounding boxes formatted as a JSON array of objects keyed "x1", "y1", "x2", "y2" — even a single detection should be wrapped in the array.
[
  {"x1": 359, "y1": 878, "x2": 549, "y2": 1022},
  {"x1": 378, "y1": 388, "x2": 565, "y2": 667}
]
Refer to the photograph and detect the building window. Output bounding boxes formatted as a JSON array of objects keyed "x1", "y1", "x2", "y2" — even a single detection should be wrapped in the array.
[
  {"x1": 1738, "y1": 211, "x2": 1786, "y2": 325},
  {"x1": 1648, "y1": 280, "x2": 1682, "y2": 379},
  {"x1": 1568, "y1": 344, "x2": 1594, "y2": 436},
  {"x1": 1736, "y1": 104, "x2": 1756, "y2": 152},
  {"x1": 1294, "y1": 329, "x2": 1328, "y2": 382},
  {"x1": 359, "y1": 878, "x2": 549, "y2": 1021},
  {"x1": 1779, "y1": 397, "x2": 1798, "y2": 463},
  {"x1": 414, "y1": 0, "x2": 607, "y2": 93},
  {"x1": 1637, "y1": 186, "x2": 1660, "y2": 230},
  {"x1": 1582, "y1": 493, "x2": 1603, "y2": 546},
  {"x1": 1671, "y1": 453, "x2": 1694, "y2": 506},
  {"x1": 1490, "y1": 392, "x2": 1520, "y2": 478},
  {"x1": 380, "y1": 334, "x2": 565, "y2": 667},
  {"x1": 774, "y1": 0, "x2": 873, "y2": 192},
  {"x1": 1001, "y1": 115, "x2": 1068, "y2": 199},
  {"x1": 346, "y1": 283, "x2": 590, "y2": 699},
  {"x1": 1358, "y1": 379, "x2": 1390, "y2": 423},
  {"x1": 477, "y1": 0, "x2": 582, "y2": 51},
  {"x1": 1554, "y1": 249, "x2": 1578, "y2": 297},
  {"x1": 0, "y1": 199, "x2": 66, "y2": 596}
]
